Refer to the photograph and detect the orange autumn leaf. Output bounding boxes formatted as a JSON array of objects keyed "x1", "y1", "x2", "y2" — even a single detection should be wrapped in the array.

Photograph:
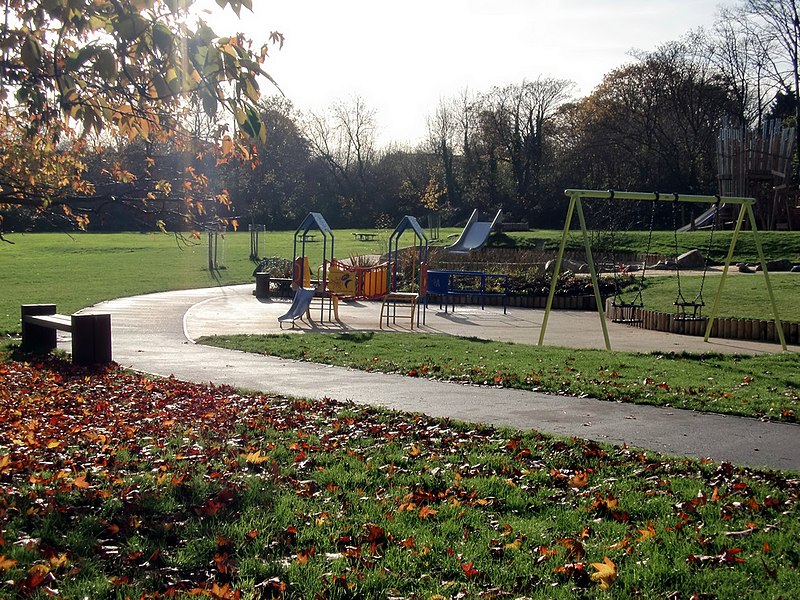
[
  {"x1": 73, "y1": 475, "x2": 90, "y2": 489},
  {"x1": 558, "y1": 538, "x2": 586, "y2": 560},
  {"x1": 461, "y1": 561, "x2": 479, "y2": 579},
  {"x1": 569, "y1": 471, "x2": 590, "y2": 488},
  {"x1": 590, "y1": 556, "x2": 617, "y2": 590},
  {"x1": 638, "y1": 521, "x2": 657, "y2": 542},
  {"x1": 418, "y1": 506, "x2": 438, "y2": 519},
  {"x1": 295, "y1": 547, "x2": 315, "y2": 564},
  {"x1": 0, "y1": 454, "x2": 12, "y2": 474},
  {"x1": 609, "y1": 534, "x2": 631, "y2": 550},
  {"x1": 0, "y1": 555, "x2": 18, "y2": 570},
  {"x1": 48, "y1": 553, "x2": 69, "y2": 569}
]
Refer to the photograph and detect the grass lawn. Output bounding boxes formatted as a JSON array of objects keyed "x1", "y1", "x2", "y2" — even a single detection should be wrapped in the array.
[
  {"x1": 641, "y1": 273, "x2": 800, "y2": 322},
  {"x1": 502, "y1": 230, "x2": 800, "y2": 264},
  {"x1": 1, "y1": 356, "x2": 798, "y2": 598},
  {"x1": 2, "y1": 230, "x2": 799, "y2": 597},
  {"x1": 198, "y1": 332, "x2": 800, "y2": 423}
]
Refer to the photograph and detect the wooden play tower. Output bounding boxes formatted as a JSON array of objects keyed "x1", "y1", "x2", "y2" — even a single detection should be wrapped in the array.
[{"x1": 716, "y1": 119, "x2": 798, "y2": 230}]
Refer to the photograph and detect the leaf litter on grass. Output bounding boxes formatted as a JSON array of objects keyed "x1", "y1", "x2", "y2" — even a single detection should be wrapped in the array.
[{"x1": 1, "y1": 356, "x2": 798, "y2": 598}]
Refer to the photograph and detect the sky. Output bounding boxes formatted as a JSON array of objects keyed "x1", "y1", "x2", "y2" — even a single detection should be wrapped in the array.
[{"x1": 196, "y1": 0, "x2": 728, "y2": 148}]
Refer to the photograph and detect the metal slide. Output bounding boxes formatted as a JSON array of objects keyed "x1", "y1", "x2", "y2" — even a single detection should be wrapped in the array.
[
  {"x1": 277, "y1": 287, "x2": 316, "y2": 328},
  {"x1": 444, "y1": 209, "x2": 503, "y2": 253},
  {"x1": 676, "y1": 204, "x2": 724, "y2": 232}
]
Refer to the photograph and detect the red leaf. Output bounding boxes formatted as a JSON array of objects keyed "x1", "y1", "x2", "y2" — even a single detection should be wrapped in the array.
[
  {"x1": 461, "y1": 561, "x2": 479, "y2": 579},
  {"x1": 401, "y1": 536, "x2": 416, "y2": 549}
]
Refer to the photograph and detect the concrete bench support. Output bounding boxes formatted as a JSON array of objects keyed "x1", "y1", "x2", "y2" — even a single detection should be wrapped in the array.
[{"x1": 21, "y1": 304, "x2": 112, "y2": 366}]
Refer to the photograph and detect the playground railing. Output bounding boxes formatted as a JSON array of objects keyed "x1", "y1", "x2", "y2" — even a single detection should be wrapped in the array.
[
  {"x1": 426, "y1": 270, "x2": 509, "y2": 314},
  {"x1": 328, "y1": 259, "x2": 388, "y2": 300}
]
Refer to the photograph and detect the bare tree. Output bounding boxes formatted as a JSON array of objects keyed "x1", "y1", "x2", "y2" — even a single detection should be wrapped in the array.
[
  {"x1": 303, "y1": 96, "x2": 378, "y2": 219},
  {"x1": 704, "y1": 19, "x2": 773, "y2": 129},
  {"x1": 425, "y1": 96, "x2": 462, "y2": 209},
  {"x1": 480, "y1": 77, "x2": 575, "y2": 212}
]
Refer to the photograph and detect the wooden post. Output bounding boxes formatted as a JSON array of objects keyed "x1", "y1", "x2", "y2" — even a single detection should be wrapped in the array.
[
  {"x1": 20, "y1": 304, "x2": 58, "y2": 352},
  {"x1": 71, "y1": 314, "x2": 112, "y2": 366},
  {"x1": 254, "y1": 273, "x2": 271, "y2": 299}
]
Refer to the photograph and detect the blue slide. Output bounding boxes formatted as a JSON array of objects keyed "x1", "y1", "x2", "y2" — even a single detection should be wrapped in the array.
[
  {"x1": 278, "y1": 287, "x2": 316, "y2": 328},
  {"x1": 445, "y1": 209, "x2": 503, "y2": 253}
]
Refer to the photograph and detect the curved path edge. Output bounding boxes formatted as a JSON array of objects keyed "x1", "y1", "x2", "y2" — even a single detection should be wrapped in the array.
[{"x1": 81, "y1": 285, "x2": 799, "y2": 472}]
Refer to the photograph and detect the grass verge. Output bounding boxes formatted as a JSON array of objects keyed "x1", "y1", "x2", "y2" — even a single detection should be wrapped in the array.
[
  {"x1": 1, "y1": 356, "x2": 798, "y2": 598},
  {"x1": 197, "y1": 333, "x2": 800, "y2": 423}
]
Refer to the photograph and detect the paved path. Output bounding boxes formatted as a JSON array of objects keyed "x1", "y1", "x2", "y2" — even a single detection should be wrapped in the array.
[{"x1": 78, "y1": 284, "x2": 800, "y2": 472}]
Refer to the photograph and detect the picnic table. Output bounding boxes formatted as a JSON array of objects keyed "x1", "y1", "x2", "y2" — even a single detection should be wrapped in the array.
[{"x1": 352, "y1": 232, "x2": 378, "y2": 242}]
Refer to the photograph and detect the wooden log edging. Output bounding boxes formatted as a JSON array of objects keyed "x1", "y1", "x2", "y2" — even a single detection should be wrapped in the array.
[
  {"x1": 429, "y1": 294, "x2": 598, "y2": 311},
  {"x1": 604, "y1": 298, "x2": 799, "y2": 345}
]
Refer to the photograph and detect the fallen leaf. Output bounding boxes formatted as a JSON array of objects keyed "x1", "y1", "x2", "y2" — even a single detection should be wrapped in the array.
[
  {"x1": 243, "y1": 449, "x2": 271, "y2": 464},
  {"x1": 590, "y1": 556, "x2": 617, "y2": 590},
  {"x1": 569, "y1": 471, "x2": 590, "y2": 488},
  {"x1": 638, "y1": 521, "x2": 657, "y2": 541},
  {"x1": 418, "y1": 506, "x2": 438, "y2": 520},
  {"x1": 461, "y1": 561, "x2": 479, "y2": 579}
]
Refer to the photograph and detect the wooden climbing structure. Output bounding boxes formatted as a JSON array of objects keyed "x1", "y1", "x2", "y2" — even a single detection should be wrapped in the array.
[{"x1": 716, "y1": 119, "x2": 797, "y2": 230}]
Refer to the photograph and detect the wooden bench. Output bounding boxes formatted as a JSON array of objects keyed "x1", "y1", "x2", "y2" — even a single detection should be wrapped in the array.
[{"x1": 21, "y1": 304, "x2": 112, "y2": 365}]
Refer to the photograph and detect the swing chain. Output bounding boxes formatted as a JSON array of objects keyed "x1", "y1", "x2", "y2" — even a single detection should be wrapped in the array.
[
  {"x1": 672, "y1": 194, "x2": 719, "y2": 320},
  {"x1": 609, "y1": 190, "x2": 654, "y2": 324},
  {"x1": 696, "y1": 196, "x2": 721, "y2": 303}
]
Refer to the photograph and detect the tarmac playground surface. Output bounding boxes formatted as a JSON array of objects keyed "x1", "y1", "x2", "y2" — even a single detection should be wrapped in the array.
[{"x1": 78, "y1": 284, "x2": 799, "y2": 472}]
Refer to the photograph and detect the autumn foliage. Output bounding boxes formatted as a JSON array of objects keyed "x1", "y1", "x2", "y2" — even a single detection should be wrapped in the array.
[
  {"x1": 1, "y1": 356, "x2": 798, "y2": 597},
  {"x1": 0, "y1": 0, "x2": 282, "y2": 232}
]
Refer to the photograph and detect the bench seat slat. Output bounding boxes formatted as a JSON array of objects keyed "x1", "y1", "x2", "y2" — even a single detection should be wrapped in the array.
[{"x1": 24, "y1": 314, "x2": 72, "y2": 331}]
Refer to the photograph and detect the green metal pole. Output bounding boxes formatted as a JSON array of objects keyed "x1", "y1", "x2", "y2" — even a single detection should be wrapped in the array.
[
  {"x1": 538, "y1": 195, "x2": 576, "y2": 346},
  {"x1": 747, "y1": 205, "x2": 788, "y2": 351},
  {"x1": 575, "y1": 197, "x2": 611, "y2": 351},
  {"x1": 704, "y1": 203, "x2": 747, "y2": 341}
]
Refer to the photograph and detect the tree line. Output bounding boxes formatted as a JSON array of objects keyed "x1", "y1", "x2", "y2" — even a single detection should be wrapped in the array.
[{"x1": 1, "y1": 0, "x2": 798, "y2": 235}]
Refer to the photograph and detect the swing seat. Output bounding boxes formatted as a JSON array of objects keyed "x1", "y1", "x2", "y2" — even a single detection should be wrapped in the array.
[
  {"x1": 612, "y1": 300, "x2": 643, "y2": 309},
  {"x1": 611, "y1": 299, "x2": 643, "y2": 324},
  {"x1": 673, "y1": 299, "x2": 705, "y2": 321}
]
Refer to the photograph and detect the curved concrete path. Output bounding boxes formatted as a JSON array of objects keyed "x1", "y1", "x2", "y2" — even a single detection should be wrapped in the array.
[{"x1": 77, "y1": 285, "x2": 799, "y2": 472}]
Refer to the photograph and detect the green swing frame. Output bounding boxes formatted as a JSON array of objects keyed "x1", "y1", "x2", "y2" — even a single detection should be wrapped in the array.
[{"x1": 538, "y1": 189, "x2": 788, "y2": 351}]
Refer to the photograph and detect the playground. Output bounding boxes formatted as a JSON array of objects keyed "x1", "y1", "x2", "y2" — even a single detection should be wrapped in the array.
[
  {"x1": 187, "y1": 283, "x2": 794, "y2": 356},
  {"x1": 244, "y1": 189, "x2": 798, "y2": 352}
]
